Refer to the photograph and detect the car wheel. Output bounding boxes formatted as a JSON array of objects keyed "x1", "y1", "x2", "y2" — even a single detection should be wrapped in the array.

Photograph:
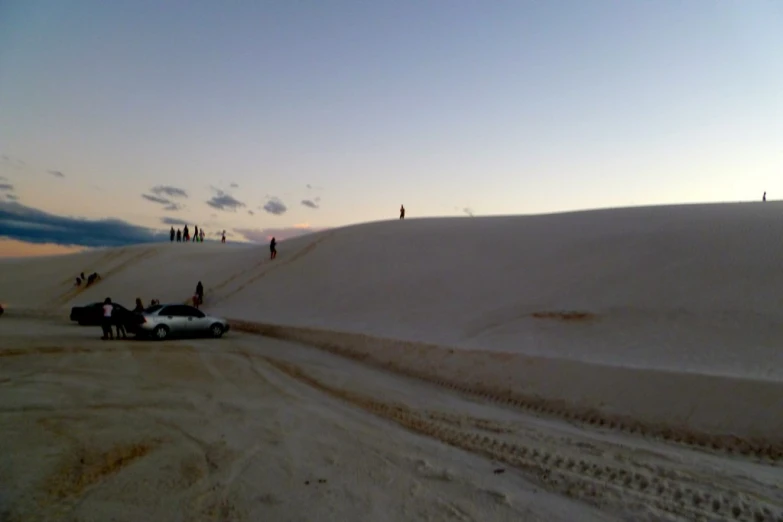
[
  {"x1": 153, "y1": 325, "x2": 169, "y2": 340},
  {"x1": 210, "y1": 323, "x2": 224, "y2": 338}
]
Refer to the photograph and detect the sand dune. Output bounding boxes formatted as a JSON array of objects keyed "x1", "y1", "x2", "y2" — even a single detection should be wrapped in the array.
[{"x1": 2, "y1": 202, "x2": 783, "y2": 520}]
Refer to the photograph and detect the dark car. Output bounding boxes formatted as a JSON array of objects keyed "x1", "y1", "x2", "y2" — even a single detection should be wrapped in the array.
[{"x1": 69, "y1": 302, "x2": 138, "y2": 329}]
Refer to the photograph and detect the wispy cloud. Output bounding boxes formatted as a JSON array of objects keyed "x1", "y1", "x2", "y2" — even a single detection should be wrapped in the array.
[
  {"x1": 230, "y1": 183, "x2": 239, "y2": 188},
  {"x1": 0, "y1": 201, "x2": 159, "y2": 247},
  {"x1": 262, "y1": 197, "x2": 287, "y2": 215},
  {"x1": 207, "y1": 188, "x2": 246, "y2": 211},
  {"x1": 142, "y1": 191, "x2": 184, "y2": 211},
  {"x1": 161, "y1": 217, "x2": 189, "y2": 226},
  {"x1": 6, "y1": 194, "x2": 18, "y2": 201},
  {"x1": 151, "y1": 185, "x2": 188, "y2": 198},
  {"x1": 47, "y1": 170, "x2": 65, "y2": 178},
  {"x1": 301, "y1": 199, "x2": 319, "y2": 209},
  {"x1": 0, "y1": 155, "x2": 25, "y2": 169},
  {"x1": 0, "y1": 183, "x2": 13, "y2": 191},
  {"x1": 248, "y1": 210, "x2": 255, "y2": 216},
  {"x1": 234, "y1": 224, "x2": 324, "y2": 242},
  {"x1": 142, "y1": 194, "x2": 170, "y2": 204}
]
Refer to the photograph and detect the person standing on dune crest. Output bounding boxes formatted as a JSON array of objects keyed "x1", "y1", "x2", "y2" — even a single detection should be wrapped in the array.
[
  {"x1": 270, "y1": 237, "x2": 277, "y2": 259},
  {"x1": 400, "y1": 205, "x2": 405, "y2": 219}
]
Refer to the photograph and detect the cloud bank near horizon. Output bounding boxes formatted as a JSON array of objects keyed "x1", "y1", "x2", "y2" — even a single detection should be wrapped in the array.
[{"x1": 0, "y1": 201, "x2": 160, "y2": 247}]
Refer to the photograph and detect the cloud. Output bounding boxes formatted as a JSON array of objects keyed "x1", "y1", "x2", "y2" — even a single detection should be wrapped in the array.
[
  {"x1": 301, "y1": 199, "x2": 319, "y2": 209},
  {"x1": 0, "y1": 183, "x2": 13, "y2": 191},
  {"x1": 230, "y1": 183, "x2": 239, "y2": 188},
  {"x1": 142, "y1": 194, "x2": 171, "y2": 204},
  {"x1": 47, "y1": 170, "x2": 65, "y2": 178},
  {"x1": 151, "y1": 185, "x2": 188, "y2": 198},
  {"x1": 463, "y1": 207, "x2": 474, "y2": 217},
  {"x1": 0, "y1": 201, "x2": 160, "y2": 247},
  {"x1": 234, "y1": 224, "x2": 325, "y2": 242},
  {"x1": 161, "y1": 217, "x2": 189, "y2": 226},
  {"x1": 248, "y1": 210, "x2": 255, "y2": 216},
  {"x1": 6, "y1": 194, "x2": 18, "y2": 201},
  {"x1": 142, "y1": 192, "x2": 183, "y2": 211},
  {"x1": 0, "y1": 155, "x2": 25, "y2": 169},
  {"x1": 206, "y1": 189, "x2": 246, "y2": 211},
  {"x1": 262, "y1": 197, "x2": 287, "y2": 215}
]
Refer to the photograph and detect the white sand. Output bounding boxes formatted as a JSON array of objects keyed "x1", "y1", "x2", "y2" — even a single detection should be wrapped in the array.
[{"x1": 2, "y1": 202, "x2": 783, "y2": 520}]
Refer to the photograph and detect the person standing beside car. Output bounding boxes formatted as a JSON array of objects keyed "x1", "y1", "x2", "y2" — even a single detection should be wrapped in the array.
[{"x1": 101, "y1": 298, "x2": 114, "y2": 340}]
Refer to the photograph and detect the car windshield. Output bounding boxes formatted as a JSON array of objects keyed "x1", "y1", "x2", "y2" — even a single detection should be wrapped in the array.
[{"x1": 144, "y1": 305, "x2": 164, "y2": 314}]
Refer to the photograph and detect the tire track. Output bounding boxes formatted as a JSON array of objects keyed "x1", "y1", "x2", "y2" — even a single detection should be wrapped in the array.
[
  {"x1": 260, "y1": 356, "x2": 783, "y2": 522},
  {"x1": 230, "y1": 320, "x2": 783, "y2": 464},
  {"x1": 210, "y1": 231, "x2": 336, "y2": 306},
  {"x1": 46, "y1": 247, "x2": 159, "y2": 309}
]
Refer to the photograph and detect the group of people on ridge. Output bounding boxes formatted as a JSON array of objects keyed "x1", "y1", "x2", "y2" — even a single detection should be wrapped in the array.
[{"x1": 171, "y1": 225, "x2": 205, "y2": 242}]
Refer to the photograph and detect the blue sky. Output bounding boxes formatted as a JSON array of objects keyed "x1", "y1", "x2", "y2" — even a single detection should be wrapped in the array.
[{"x1": 1, "y1": 1, "x2": 781, "y2": 251}]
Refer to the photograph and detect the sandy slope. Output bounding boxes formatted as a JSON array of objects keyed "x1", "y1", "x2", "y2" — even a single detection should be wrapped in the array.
[
  {"x1": 2, "y1": 202, "x2": 783, "y2": 519},
  {"x1": 4, "y1": 202, "x2": 783, "y2": 378}
]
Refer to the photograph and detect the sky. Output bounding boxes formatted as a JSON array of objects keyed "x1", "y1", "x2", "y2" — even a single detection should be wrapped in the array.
[{"x1": 1, "y1": 1, "x2": 781, "y2": 255}]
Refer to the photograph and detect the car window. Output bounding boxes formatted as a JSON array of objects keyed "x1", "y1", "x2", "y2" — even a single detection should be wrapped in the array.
[
  {"x1": 160, "y1": 305, "x2": 194, "y2": 317},
  {"x1": 160, "y1": 306, "x2": 182, "y2": 316},
  {"x1": 181, "y1": 305, "x2": 205, "y2": 318},
  {"x1": 144, "y1": 305, "x2": 163, "y2": 314}
]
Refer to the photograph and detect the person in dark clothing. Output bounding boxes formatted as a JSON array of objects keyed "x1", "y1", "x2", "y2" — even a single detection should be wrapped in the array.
[
  {"x1": 270, "y1": 237, "x2": 277, "y2": 259},
  {"x1": 170, "y1": 227, "x2": 175, "y2": 241},
  {"x1": 80, "y1": 272, "x2": 86, "y2": 281},
  {"x1": 195, "y1": 281, "x2": 204, "y2": 307},
  {"x1": 221, "y1": 230, "x2": 226, "y2": 243},
  {"x1": 194, "y1": 225, "x2": 199, "y2": 242},
  {"x1": 176, "y1": 229, "x2": 182, "y2": 242},
  {"x1": 113, "y1": 307, "x2": 128, "y2": 339},
  {"x1": 183, "y1": 225, "x2": 190, "y2": 241},
  {"x1": 763, "y1": 191, "x2": 767, "y2": 202},
  {"x1": 75, "y1": 277, "x2": 81, "y2": 286},
  {"x1": 100, "y1": 297, "x2": 114, "y2": 340},
  {"x1": 133, "y1": 298, "x2": 144, "y2": 314},
  {"x1": 400, "y1": 205, "x2": 405, "y2": 219}
]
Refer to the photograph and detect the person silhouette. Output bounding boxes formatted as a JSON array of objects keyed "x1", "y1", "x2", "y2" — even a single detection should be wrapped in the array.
[
  {"x1": 170, "y1": 226, "x2": 175, "y2": 242},
  {"x1": 763, "y1": 191, "x2": 767, "y2": 202},
  {"x1": 400, "y1": 205, "x2": 405, "y2": 219},
  {"x1": 270, "y1": 237, "x2": 277, "y2": 259}
]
